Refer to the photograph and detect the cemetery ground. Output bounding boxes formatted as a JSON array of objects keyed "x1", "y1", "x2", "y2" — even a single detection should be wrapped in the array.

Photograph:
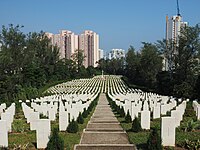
[{"x1": 1, "y1": 75, "x2": 200, "y2": 150}]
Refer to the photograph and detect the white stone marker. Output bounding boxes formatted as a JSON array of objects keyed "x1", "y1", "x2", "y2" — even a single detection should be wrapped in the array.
[
  {"x1": 153, "y1": 105, "x2": 160, "y2": 119},
  {"x1": 161, "y1": 117, "x2": 176, "y2": 146},
  {"x1": 1, "y1": 112, "x2": 12, "y2": 132},
  {"x1": 59, "y1": 111, "x2": 69, "y2": 131},
  {"x1": 141, "y1": 110, "x2": 150, "y2": 130},
  {"x1": 30, "y1": 112, "x2": 40, "y2": 130},
  {"x1": 36, "y1": 119, "x2": 51, "y2": 149},
  {"x1": 197, "y1": 106, "x2": 200, "y2": 120},
  {"x1": 0, "y1": 120, "x2": 8, "y2": 147}
]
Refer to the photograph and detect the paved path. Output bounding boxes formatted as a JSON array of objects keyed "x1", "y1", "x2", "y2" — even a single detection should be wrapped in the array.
[{"x1": 74, "y1": 94, "x2": 136, "y2": 150}]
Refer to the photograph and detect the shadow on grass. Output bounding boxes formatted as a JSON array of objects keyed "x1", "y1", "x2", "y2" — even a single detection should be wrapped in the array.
[{"x1": 32, "y1": 142, "x2": 37, "y2": 149}]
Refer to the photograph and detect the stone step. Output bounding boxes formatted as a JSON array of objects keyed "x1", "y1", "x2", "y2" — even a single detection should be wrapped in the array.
[
  {"x1": 90, "y1": 118, "x2": 119, "y2": 123},
  {"x1": 80, "y1": 131, "x2": 130, "y2": 144},
  {"x1": 85, "y1": 128, "x2": 123, "y2": 132},
  {"x1": 74, "y1": 144, "x2": 136, "y2": 150},
  {"x1": 87, "y1": 122, "x2": 122, "y2": 129}
]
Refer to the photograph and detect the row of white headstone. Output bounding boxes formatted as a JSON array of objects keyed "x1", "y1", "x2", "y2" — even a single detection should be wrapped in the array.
[
  {"x1": 19, "y1": 91, "x2": 100, "y2": 149},
  {"x1": 47, "y1": 76, "x2": 103, "y2": 94},
  {"x1": 106, "y1": 75, "x2": 191, "y2": 147},
  {"x1": 0, "y1": 103, "x2": 15, "y2": 147}
]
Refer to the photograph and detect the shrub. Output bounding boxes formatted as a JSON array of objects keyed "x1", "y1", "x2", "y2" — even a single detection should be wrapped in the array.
[
  {"x1": 82, "y1": 108, "x2": 89, "y2": 118},
  {"x1": 47, "y1": 128, "x2": 64, "y2": 150},
  {"x1": 184, "y1": 139, "x2": 200, "y2": 150},
  {"x1": 147, "y1": 128, "x2": 162, "y2": 150},
  {"x1": 131, "y1": 117, "x2": 142, "y2": 132},
  {"x1": 125, "y1": 110, "x2": 132, "y2": 123},
  {"x1": 184, "y1": 119, "x2": 200, "y2": 132},
  {"x1": 77, "y1": 112, "x2": 84, "y2": 124},
  {"x1": 67, "y1": 119, "x2": 79, "y2": 133},
  {"x1": 120, "y1": 107, "x2": 125, "y2": 117}
]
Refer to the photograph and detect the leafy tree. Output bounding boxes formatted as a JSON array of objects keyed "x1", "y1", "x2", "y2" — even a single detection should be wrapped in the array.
[
  {"x1": 173, "y1": 25, "x2": 200, "y2": 98},
  {"x1": 147, "y1": 128, "x2": 162, "y2": 150},
  {"x1": 47, "y1": 128, "x2": 64, "y2": 150},
  {"x1": 82, "y1": 108, "x2": 89, "y2": 118},
  {"x1": 67, "y1": 119, "x2": 79, "y2": 133},
  {"x1": 140, "y1": 42, "x2": 163, "y2": 88},
  {"x1": 71, "y1": 49, "x2": 85, "y2": 73},
  {"x1": 131, "y1": 117, "x2": 142, "y2": 132},
  {"x1": 77, "y1": 112, "x2": 84, "y2": 124},
  {"x1": 125, "y1": 110, "x2": 132, "y2": 123},
  {"x1": 120, "y1": 106, "x2": 125, "y2": 117}
]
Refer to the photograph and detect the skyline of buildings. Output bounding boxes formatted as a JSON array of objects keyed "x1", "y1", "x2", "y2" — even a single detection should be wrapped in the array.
[{"x1": 46, "y1": 30, "x2": 102, "y2": 68}]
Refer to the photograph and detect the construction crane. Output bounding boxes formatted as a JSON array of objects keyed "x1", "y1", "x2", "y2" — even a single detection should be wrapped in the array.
[{"x1": 177, "y1": 0, "x2": 181, "y2": 16}]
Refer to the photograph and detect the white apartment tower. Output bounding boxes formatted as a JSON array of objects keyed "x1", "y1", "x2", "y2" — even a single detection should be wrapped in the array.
[
  {"x1": 164, "y1": 15, "x2": 188, "y2": 71},
  {"x1": 108, "y1": 49, "x2": 125, "y2": 60},
  {"x1": 45, "y1": 30, "x2": 78, "y2": 60},
  {"x1": 59, "y1": 30, "x2": 78, "y2": 59},
  {"x1": 79, "y1": 30, "x2": 99, "y2": 67}
]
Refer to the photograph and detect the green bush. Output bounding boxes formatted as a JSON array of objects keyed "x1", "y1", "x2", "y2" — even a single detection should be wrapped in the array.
[
  {"x1": 183, "y1": 119, "x2": 200, "y2": 132},
  {"x1": 125, "y1": 110, "x2": 132, "y2": 123},
  {"x1": 131, "y1": 116, "x2": 142, "y2": 132},
  {"x1": 47, "y1": 128, "x2": 64, "y2": 150},
  {"x1": 67, "y1": 119, "x2": 79, "y2": 133},
  {"x1": 147, "y1": 128, "x2": 162, "y2": 150},
  {"x1": 120, "y1": 106, "x2": 125, "y2": 117},
  {"x1": 82, "y1": 108, "x2": 89, "y2": 118},
  {"x1": 77, "y1": 112, "x2": 84, "y2": 124}
]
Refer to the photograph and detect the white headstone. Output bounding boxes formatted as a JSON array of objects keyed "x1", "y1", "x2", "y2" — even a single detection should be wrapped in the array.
[
  {"x1": 197, "y1": 106, "x2": 200, "y2": 120},
  {"x1": 153, "y1": 105, "x2": 160, "y2": 119},
  {"x1": 1, "y1": 112, "x2": 12, "y2": 132},
  {"x1": 59, "y1": 111, "x2": 69, "y2": 131},
  {"x1": 161, "y1": 117, "x2": 176, "y2": 146},
  {"x1": 141, "y1": 110, "x2": 150, "y2": 130},
  {"x1": 30, "y1": 112, "x2": 40, "y2": 130},
  {"x1": 0, "y1": 120, "x2": 8, "y2": 147},
  {"x1": 36, "y1": 119, "x2": 51, "y2": 149}
]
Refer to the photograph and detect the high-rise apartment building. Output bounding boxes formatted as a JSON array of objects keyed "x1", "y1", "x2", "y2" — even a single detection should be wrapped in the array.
[
  {"x1": 45, "y1": 30, "x2": 100, "y2": 67},
  {"x1": 164, "y1": 15, "x2": 188, "y2": 71},
  {"x1": 108, "y1": 49, "x2": 125, "y2": 60},
  {"x1": 166, "y1": 15, "x2": 188, "y2": 47},
  {"x1": 45, "y1": 30, "x2": 78, "y2": 60},
  {"x1": 79, "y1": 30, "x2": 99, "y2": 67},
  {"x1": 98, "y1": 49, "x2": 104, "y2": 60}
]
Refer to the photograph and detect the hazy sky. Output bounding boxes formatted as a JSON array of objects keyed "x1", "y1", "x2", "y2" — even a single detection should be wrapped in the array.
[{"x1": 0, "y1": 0, "x2": 200, "y2": 53}]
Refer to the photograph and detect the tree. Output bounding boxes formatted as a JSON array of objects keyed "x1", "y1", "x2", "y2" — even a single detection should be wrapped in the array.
[
  {"x1": 147, "y1": 128, "x2": 162, "y2": 150},
  {"x1": 71, "y1": 49, "x2": 85, "y2": 73},
  {"x1": 125, "y1": 110, "x2": 132, "y2": 123},
  {"x1": 67, "y1": 119, "x2": 79, "y2": 133},
  {"x1": 173, "y1": 25, "x2": 200, "y2": 98},
  {"x1": 125, "y1": 46, "x2": 140, "y2": 83},
  {"x1": 131, "y1": 117, "x2": 142, "y2": 132},
  {"x1": 47, "y1": 128, "x2": 64, "y2": 150},
  {"x1": 77, "y1": 112, "x2": 84, "y2": 124},
  {"x1": 140, "y1": 42, "x2": 163, "y2": 88}
]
